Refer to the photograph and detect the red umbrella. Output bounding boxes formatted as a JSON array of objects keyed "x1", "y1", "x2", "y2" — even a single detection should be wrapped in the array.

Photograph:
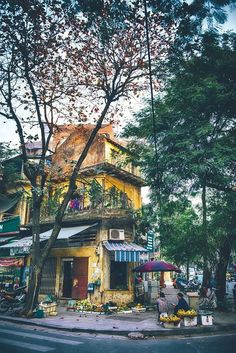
[{"x1": 133, "y1": 260, "x2": 181, "y2": 273}]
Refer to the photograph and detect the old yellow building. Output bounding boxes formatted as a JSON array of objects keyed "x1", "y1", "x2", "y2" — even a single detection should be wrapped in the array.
[{"x1": 0, "y1": 124, "x2": 149, "y2": 305}]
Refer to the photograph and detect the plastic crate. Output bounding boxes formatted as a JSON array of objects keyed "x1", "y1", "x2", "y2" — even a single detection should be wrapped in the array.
[
  {"x1": 200, "y1": 314, "x2": 213, "y2": 325},
  {"x1": 183, "y1": 316, "x2": 197, "y2": 326}
]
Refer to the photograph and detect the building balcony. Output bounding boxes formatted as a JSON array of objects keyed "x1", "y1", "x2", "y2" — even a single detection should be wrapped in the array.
[{"x1": 39, "y1": 187, "x2": 134, "y2": 223}]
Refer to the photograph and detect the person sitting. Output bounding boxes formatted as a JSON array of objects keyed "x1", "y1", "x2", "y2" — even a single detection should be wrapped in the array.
[
  {"x1": 156, "y1": 292, "x2": 168, "y2": 321},
  {"x1": 173, "y1": 292, "x2": 189, "y2": 315},
  {"x1": 199, "y1": 286, "x2": 217, "y2": 309}
]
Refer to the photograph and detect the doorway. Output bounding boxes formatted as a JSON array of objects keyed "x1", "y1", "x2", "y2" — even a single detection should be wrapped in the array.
[
  {"x1": 62, "y1": 258, "x2": 73, "y2": 298},
  {"x1": 61, "y1": 257, "x2": 88, "y2": 299}
]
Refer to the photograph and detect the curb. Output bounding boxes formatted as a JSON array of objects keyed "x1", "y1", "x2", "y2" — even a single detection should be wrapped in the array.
[{"x1": 1, "y1": 315, "x2": 236, "y2": 337}]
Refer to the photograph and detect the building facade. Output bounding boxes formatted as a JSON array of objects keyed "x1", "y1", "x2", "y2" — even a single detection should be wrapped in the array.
[{"x1": 0, "y1": 124, "x2": 149, "y2": 305}]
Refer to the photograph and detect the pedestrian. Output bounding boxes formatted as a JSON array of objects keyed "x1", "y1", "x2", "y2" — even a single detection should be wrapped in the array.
[
  {"x1": 156, "y1": 292, "x2": 168, "y2": 321},
  {"x1": 136, "y1": 274, "x2": 143, "y2": 284},
  {"x1": 173, "y1": 292, "x2": 189, "y2": 315}
]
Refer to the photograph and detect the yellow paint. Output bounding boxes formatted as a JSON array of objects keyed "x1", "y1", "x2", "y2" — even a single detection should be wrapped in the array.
[{"x1": 2, "y1": 127, "x2": 144, "y2": 306}]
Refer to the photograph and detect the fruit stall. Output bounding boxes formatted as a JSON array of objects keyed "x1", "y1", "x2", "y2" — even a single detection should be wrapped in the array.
[
  {"x1": 67, "y1": 300, "x2": 147, "y2": 314},
  {"x1": 159, "y1": 314, "x2": 181, "y2": 328},
  {"x1": 177, "y1": 309, "x2": 198, "y2": 326}
]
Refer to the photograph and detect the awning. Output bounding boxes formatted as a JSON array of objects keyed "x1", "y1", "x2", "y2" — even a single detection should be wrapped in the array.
[
  {"x1": 0, "y1": 257, "x2": 24, "y2": 267},
  {"x1": 103, "y1": 241, "x2": 149, "y2": 262},
  {"x1": 40, "y1": 223, "x2": 97, "y2": 240},
  {"x1": 1, "y1": 224, "x2": 98, "y2": 253}
]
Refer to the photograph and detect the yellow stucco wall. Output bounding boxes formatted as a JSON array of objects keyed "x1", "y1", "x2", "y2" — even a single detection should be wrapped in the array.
[
  {"x1": 47, "y1": 244, "x2": 135, "y2": 306},
  {"x1": 104, "y1": 140, "x2": 141, "y2": 178},
  {"x1": 103, "y1": 175, "x2": 141, "y2": 209},
  {"x1": 53, "y1": 173, "x2": 141, "y2": 211},
  {"x1": 50, "y1": 246, "x2": 98, "y2": 296}
]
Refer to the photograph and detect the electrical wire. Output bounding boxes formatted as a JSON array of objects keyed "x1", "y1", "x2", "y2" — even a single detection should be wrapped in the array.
[{"x1": 143, "y1": 0, "x2": 159, "y2": 173}]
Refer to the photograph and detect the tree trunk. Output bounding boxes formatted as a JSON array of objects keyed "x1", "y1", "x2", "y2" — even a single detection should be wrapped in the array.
[
  {"x1": 22, "y1": 262, "x2": 43, "y2": 317},
  {"x1": 201, "y1": 184, "x2": 211, "y2": 287},
  {"x1": 215, "y1": 237, "x2": 231, "y2": 303},
  {"x1": 186, "y1": 259, "x2": 189, "y2": 282},
  {"x1": 215, "y1": 197, "x2": 236, "y2": 304},
  {"x1": 21, "y1": 191, "x2": 44, "y2": 316},
  {"x1": 21, "y1": 99, "x2": 112, "y2": 317}
]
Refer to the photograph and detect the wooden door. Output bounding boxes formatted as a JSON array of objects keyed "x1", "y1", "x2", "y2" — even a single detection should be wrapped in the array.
[{"x1": 72, "y1": 257, "x2": 88, "y2": 299}]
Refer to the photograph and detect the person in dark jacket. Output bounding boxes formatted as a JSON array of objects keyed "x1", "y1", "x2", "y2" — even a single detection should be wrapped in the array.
[{"x1": 173, "y1": 292, "x2": 189, "y2": 314}]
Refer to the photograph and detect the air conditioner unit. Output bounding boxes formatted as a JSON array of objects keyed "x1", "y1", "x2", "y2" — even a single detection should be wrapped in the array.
[{"x1": 109, "y1": 229, "x2": 125, "y2": 241}]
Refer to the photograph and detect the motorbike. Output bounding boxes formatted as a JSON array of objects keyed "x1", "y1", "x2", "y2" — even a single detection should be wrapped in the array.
[
  {"x1": 0, "y1": 285, "x2": 27, "y2": 314},
  {"x1": 174, "y1": 277, "x2": 188, "y2": 292},
  {"x1": 186, "y1": 279, "x2": 201, "y2": 292}
]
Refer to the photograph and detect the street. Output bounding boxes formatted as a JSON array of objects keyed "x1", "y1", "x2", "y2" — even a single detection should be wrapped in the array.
[{"x1": 0, "y1": 321, "x2": 235, "y2": 353}]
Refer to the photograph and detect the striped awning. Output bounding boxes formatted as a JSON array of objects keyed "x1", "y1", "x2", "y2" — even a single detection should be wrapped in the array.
[{"x1": 103, "y1": 241, "x2": 149, "y2": 262}]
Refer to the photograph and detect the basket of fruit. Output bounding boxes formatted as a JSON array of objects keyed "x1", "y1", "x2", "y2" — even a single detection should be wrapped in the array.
[
  {"x1": 160, "y1": 314, "x2": 181, "y2": 328},
  {"x1": 132, "y1": 304, "x2": 146, "y2": 313},
  {"x1": 177, "y1": 309, "x2": 197, "y2": 318}
]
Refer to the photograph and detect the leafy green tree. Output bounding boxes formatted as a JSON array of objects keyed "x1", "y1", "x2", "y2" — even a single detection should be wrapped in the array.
[
  {"x1": 158, "y1": 197, "x2": 202, "y2": 275},
  {"x1": 124, "y1": 31, "x2": 236, "y2": 294},
  {"x1": 207, "y1": 191, "x2": 236, "y2": 301}
]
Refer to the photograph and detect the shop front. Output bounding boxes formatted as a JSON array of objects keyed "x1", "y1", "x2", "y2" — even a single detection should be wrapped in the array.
[
  {"x1": 0, "y1": 257, "x2": 25, "y2": 291},
  {"x1": 101, "y1": 241, "x2": 149, "y2": 305}
]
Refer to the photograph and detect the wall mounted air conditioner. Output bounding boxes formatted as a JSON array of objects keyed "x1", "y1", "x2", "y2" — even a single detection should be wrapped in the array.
[{"x1": 109, "y1": 229, "x2": 125, "y2": 241}]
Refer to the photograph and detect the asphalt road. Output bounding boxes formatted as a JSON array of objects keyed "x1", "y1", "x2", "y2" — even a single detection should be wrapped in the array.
[{"x1": 0, "y1": 321, "x2": 236, "y2": 353}]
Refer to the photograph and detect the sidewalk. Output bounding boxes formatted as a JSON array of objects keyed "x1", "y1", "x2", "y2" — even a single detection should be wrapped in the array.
[
  {"x1": 0, "y1": 284, "x2": 235, "y2": 337},
  {"x1": 0, "y1": 305, "x2": 236, "y2": 337}
]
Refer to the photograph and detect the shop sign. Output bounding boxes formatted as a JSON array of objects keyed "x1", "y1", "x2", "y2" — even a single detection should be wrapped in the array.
[
  {"x1": 0, "y1": 257, "x2": 24, "y2": 267},
  {"x1": 0, "y1": 216, "x2": 20, "y2": 234},
  {"x1": 146, "y1": 231, "x2": 154, "y2": 252},
  {"x1": 10, "y1": 247, "x2": 30, "y2": 256}
]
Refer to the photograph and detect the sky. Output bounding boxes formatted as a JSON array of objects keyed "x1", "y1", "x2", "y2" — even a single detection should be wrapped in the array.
[{"x1": 0, "y1": 6, "x2": 236, "y2": 146}]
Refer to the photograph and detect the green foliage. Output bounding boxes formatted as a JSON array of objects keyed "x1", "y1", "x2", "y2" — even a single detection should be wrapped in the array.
[
  {"x1": 123, "y1": 31, "x2": 236, "y2": 270},
  {"x1": 0, "y1": 143, "x2": 20, "y2": 185},
  {"x1": 40, "y1": 187, "x2": 65, "y2": 219}
]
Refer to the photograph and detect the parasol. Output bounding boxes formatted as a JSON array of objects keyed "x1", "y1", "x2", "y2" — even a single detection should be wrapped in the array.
[{"x1": 133, "y1": 260, "x2": 181, "y2": 273}]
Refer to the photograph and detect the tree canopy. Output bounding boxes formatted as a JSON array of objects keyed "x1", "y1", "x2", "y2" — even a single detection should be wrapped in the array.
[{"x1": 123, "y1": 31, "x2": 236, "y2": 294}]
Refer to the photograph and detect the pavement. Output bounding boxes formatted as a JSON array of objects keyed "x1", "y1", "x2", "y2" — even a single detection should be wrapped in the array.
[{"x1": 0, "y1": 285, "x2": 235, "y2": 337}]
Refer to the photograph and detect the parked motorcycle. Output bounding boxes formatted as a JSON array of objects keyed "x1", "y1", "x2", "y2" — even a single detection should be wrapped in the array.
[
  {"x1": 186, "y1": 279, "x2": 201, "y2": 292},
  {"x1": 175, "y1": 277, "x2": 188, "y2": 292},
  {"x1": 0, "y1": 285, "x2": 27, "y2": 314}
]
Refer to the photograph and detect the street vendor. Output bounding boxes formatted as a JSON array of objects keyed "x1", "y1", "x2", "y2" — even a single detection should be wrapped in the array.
[
  {"x1": 173, "y1": 292, "x2": 189, "y2": 315},
  {"x1": 156, "y1": 292, "x2": 168, "y2": 320}
]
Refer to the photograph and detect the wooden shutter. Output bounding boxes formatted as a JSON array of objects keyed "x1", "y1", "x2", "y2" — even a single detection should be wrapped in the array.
[{"x1": 40, "y1": 257, "x2": 56, "y2": 295}]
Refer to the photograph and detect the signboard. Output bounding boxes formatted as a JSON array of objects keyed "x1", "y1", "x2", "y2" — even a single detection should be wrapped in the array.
[
  {"x1": 146, "y1": 231, "x2": 154, "y2": 252},
  {"x1": 0, "y1": 216, "x2": 20, "y2": 235}
]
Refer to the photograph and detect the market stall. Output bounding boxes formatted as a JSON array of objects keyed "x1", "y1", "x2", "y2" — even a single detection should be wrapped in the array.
[{"x1": 0, "y1": 257, "x2": 24, "y2": 291}]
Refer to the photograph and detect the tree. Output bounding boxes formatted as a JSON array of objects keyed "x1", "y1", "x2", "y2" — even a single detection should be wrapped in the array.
[
  {"x1": 0, "y1": 0, "x2": 171, "y2": 316},
  {"x1": 124, "y1": 31, "x2": 236, "y2": 295},
  {"x1": 207, "y1": 191, "x2": 236, "y2": 302}
]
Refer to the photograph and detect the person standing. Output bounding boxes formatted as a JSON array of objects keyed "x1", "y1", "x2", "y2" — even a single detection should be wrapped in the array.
[
  {"x1": 173, "y1": 292, "x2": 189, "y2": 315},
  {"x1": 156, "y1": 292, "x2": 168, "y2": 321}
]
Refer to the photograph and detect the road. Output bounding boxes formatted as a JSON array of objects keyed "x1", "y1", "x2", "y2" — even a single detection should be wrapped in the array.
[{"x1": 0, "y1": 321, "x2": 235, "y2": 353}]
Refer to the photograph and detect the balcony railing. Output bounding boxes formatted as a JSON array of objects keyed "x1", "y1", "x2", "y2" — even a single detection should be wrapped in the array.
[{"x1": 40, "y1": 186, "x2": 133, "y2": 220}]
